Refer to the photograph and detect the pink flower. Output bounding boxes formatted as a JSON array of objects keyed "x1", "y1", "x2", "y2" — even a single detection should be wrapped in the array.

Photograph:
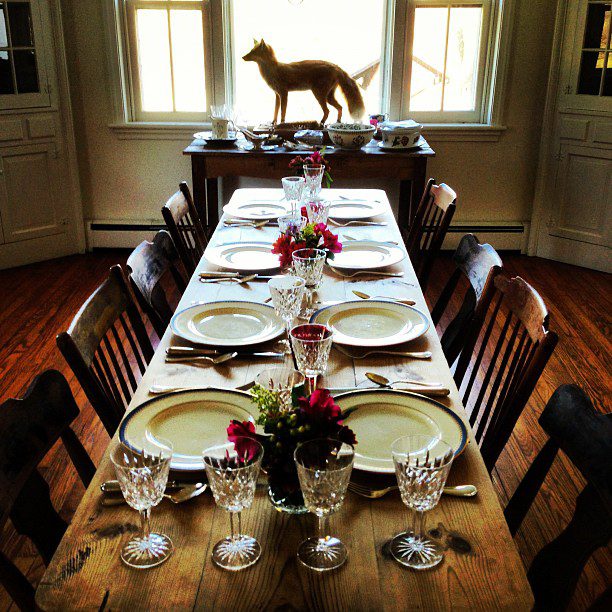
[
  {"x1": 227, "y1": 420, "x2": 260, "y2": 461},
  {"x1": 298, "y1": 389, "x2": 341, "y2": 422}
]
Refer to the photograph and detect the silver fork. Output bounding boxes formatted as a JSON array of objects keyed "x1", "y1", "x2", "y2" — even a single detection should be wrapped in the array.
[
  {"x1": 329, "y1": 267, "x2": 404, "y2": 278},
  {"x1": 333, "y1": 345, "x2": 432, "y2": 360},
  {"x1": 165, "y1": 352, "x2": 237, "y2": 365},
  {"x1": 328, "y1": 219, "x2": 387, "y2": 227}
]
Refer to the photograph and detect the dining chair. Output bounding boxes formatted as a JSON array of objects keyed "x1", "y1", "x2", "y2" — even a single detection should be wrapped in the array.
[
  {"x1": 56, "y1": 265, "x2": 154, "y2": 436},
  {"x1": 453, "y1": 274, "x2": 558, "y2": 472},
  {"x1": 0, "y1": 370, "x2": 96, "y2": 611},
  {"x1": 502, "y1": 384, "x2": 611, "y2": 610},
  {"x1": 430, "y1": 234, "x2": 503, "y2": 367},
  {"x1": 161, "y1": 181, "x2": 208, "y2": 276},
  {"x1": 402, "y1": 178, "x2": 457, "y2": 291},
  {"x1": 126, "y1": 230, "x2": 187, "y2": 339}
]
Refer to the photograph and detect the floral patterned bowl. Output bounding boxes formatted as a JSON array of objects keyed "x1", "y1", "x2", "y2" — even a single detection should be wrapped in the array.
[{"x1": 326, "y1": 123, "x2": 376, "y2": 150}]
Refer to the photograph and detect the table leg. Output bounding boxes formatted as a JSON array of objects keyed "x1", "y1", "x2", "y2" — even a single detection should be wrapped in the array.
[
  {"x1": 398, "y1": 180, "x2": 412, "y2": 233},
  {"x1": 191, "y1": 158, "x2": 208, "y2": 223},
  {"x1": 205, "y1": 178, "x2": 220, "y2": 230},
  {"x1": 410, "y1": 161, "x2": 427, "y2": 225}
]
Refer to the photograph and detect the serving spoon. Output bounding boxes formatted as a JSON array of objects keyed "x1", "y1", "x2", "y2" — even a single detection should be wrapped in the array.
[
  {"x1": 352, "y1": 290, "x2": 415, "y2": 305},
  {"x1": 365, "y1": 372, "x2": 450, "y2": 397}
]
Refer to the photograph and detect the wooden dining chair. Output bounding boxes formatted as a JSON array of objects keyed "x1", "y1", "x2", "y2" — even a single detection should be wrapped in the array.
[
  {"x1": 56, "y1": 265, "x2": 154, "y2": 436},
  {"x1": 402, "y1": 178, "x2": 457, "y2": 291},
  {"x1": 502, "y1": 384, "x2": 611, "y2": 610},
  {"x1": 126, "y1": 230, "x2": 187, "y2": 339},
  {"x1": 453, "y1": 274, "x2": 558, "y2": 472},
  {"x1": 0, "y1": 370, "x2": 96, "y2": 611},
  {"x1": 161, "y1": 181, "x2": 208, "y2": 276},
  {"x1": 430, "y1": 234, "x2": 503, "y2": 366}
]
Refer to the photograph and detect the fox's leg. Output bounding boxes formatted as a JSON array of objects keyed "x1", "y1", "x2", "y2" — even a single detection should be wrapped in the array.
[
  {"x1": 273, "y1": 93, "x2": 280, "y2": 125},
  {"x1": 327, "y1": 89, "x2": 343, "y2": 122},
  {"x1": 313, "y1": 90, "x2": 329, "y2": 125},
  {"x1": 279, "y1": 91, "x2": 288, "y2": 123}
]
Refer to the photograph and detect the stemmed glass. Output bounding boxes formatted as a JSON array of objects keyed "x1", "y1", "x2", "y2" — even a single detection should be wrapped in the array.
[
  {"x1": 292, "y1": 248, "x2": 326, "y2": 317},
  {"x1": 390, "y1": 435, "x2": 455, "y2": 570},
  {"x1": 255, "y1": 366, "x2": 305, "y2": 411},
  {"x1": 278, "y1": 213, "x2": 307, "y2": 236},
  {"x1": 305, "y1": 200, "x2": 331, "y2": 225},
  {"x1": 110, "y1": 438, "x2": 174, "y2": 569},
  {"x1": 294, "y1": 439, "x2": 354, "y2": 571},
  {"x1": 268, "y1": 275, "x2": 306, "y2": 341},
  {"x1": 303, "y1": 164, "x2": 325, "y2": 200},
  {"x1": 203, "y1": 438, "x2": 264, "y2": 571},
  {"x1": 289, "y1": 323, "x2": 333, "y2": 392},
  {"x1": 282, "y1": 176, "x2": 305, "y2": 214}
]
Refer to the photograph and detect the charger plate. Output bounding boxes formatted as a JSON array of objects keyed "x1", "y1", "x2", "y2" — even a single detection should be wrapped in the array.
[
  {"x1": 328, "y1": 240, "x2": 405, "y2": 270},
  {"x1": 335, "y1": 389, "x2": 468, "y2": 473},
  {"x1": 222, "y1": 199, "x2": 290, "y2": 220},
  {"x1": 120, "y1": 389, "x2": 256, "y2": 471},
  {"x1": 310, "y1": 300, "x2": 429, "y2": 347},
  {"x1": 206, "y1": 241, "x2": 280, "y2": 271},
  {"x1": 171, "y1": 301, "x2": 284, "y2": 346},
  {"x1": 328, "y1": 199, "x2": 386, "y2": 219}
]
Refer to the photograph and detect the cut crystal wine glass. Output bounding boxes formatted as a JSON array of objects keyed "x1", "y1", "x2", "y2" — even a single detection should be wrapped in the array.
[
  {"x1": 203, "y1": 438, "x2": 264, "y2": 571},
  {"x1": 268, "y1": 275, "x2": 306, "y2": 335},
  {"x1": 281, "y1": 176, "x2": 305, "y2": 214},
  {"x1": 289, "y1": 323, "x2": 333, "y2": 392},
  {"x1": 110, "y1": 438, "x2": 174, "y2": 569},
  {"x1": 292, "y1": 248, "x2": 326, "y2": 317},
  {"x1": 294, "y1": 439, "x2": 354, "y2": 571},
  {"x1": 390, "y1": 435, "x2": 454, "y2": 570},
  {"x1": 305, "y1": 200, "x2": 331, "y2": 225},
  {"x1": 303, "y1": 164, "x2": 325, "y2": 200},
  {"x1": 278, "y1": 213, "x2": 307, "y2": 236},
  {"x1": 254, "y1": 366, "x2": 305, "y2": 411}
]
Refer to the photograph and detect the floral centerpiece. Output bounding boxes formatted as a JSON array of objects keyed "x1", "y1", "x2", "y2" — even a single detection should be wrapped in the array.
[
  {"x1": 227, "y1": 387, "x2": 357, "y2": 513},
  {"x1": 289, "y1": 149, "x2": 333, "y2": 188},
  {"x1": 272, "y1": 219, "x2": 342, "y2": 268}
]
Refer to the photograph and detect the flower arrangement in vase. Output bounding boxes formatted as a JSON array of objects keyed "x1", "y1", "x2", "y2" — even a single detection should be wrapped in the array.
[
  {"x1": 289, "y1": 149, "x2": 333, "y2": 188},
  {"x1": 227, "y1": 387, "x2": 357, "y2": 513}
]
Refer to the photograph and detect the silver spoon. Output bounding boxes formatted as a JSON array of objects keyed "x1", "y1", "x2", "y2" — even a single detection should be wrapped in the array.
[
  {"x1": 101, "y1": 483, "x2": 208, "y2": 506},
  {"x1": 366, "y1": 372, "x2": 443, "y2": 388},
  {"x1": 329, "y1": 267, "x2": 404, "y2": 279},
  {"x1": 328, "y1": 219, "x2": 387, "y2": 227},
  {"x1": 352, "y1": 290, "x2": 415, "y2": 305},
  {"x1": 349, "y1": 482, "x2": 477, "y2": 499}
]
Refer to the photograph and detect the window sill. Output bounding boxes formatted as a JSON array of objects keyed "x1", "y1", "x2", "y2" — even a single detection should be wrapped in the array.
[
  {"x1": 421, "y1": 124, "x2": 506, "y2": 142},
  {"x1": 109, "y1": 121, "x2": 506, "y2": 143}
]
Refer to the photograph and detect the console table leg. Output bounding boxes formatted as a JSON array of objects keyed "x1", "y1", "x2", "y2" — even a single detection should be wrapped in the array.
[
  {"x1": 410, "y1": 162, "x2": 427, "y2": 226},
  {"x1": 398, "y1": 179, "x2": 411, "y2": 232},
  {"x1": 205, "y1": 178, "x2": 220, "y2": 230}
]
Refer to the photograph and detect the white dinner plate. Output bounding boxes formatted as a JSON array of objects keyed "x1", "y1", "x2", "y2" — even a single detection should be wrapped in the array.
[
  {"x1": 222, "y1": 199, "x2": 290, "y2": 220},
  {"x1": 328, "y1": 240, "x2": 405, "y2": 270},
  {"x1": 310, "y1": 300, "x2": 429, "y2": 347},
  {"x1": 120, "y1": 389, "x2": 257, "y2": 471},
  {"x1": 206, "y1": 241, "x2": 280, "y2": 271},
  {"x1": 335, "y1": 389, "x2": 468, "y2": 473},
  {"x1": 171, "y1": 301, "x2": 284, "y2": 346},
  {"x1": 328, "y1": 199, "x2": 386, "y2": 220}
]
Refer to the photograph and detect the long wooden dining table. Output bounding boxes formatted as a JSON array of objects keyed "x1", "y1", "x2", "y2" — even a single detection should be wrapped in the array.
[{"x1": 36, "y1": 188, "x2": 533, "y2": 610}]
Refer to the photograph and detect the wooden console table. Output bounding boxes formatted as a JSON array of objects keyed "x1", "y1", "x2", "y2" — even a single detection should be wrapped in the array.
[{"x1": 183, "y1": 138, "x2": 435, "y2": 231}]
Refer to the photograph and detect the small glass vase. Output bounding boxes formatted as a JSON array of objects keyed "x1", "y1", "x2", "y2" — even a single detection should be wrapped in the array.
[{"x1": 266, "y1": 462, "x2": 308, "y2": 515}]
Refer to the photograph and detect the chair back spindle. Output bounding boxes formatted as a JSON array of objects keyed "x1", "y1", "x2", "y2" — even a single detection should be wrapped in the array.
[
  {"x1": 57, "y1": 265, "x2": 154, "y2": 436},
  {"x1": 127, "y1": 230, "x2": 187, "y2": 338}
]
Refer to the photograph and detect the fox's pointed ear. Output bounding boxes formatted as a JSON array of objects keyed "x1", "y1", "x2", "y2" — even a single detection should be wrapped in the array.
[
  {"x1": 260, "y1": 39, "x2": 266, "y2": 46},
  {"x1": 252, "y1": 37, "x2": 258, "y2": 46}
]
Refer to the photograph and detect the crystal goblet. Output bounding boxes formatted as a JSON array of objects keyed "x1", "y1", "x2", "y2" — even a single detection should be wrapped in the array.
[
  {"x1": 390, "y1": 435, "x2": 455, "y2": 570},
  {"x1": 294, "y1": 439, "x2": 354, "y2": 571},
  {"x1": 282, "y1": 176, "x2": 305, "y2": 214},
  {"x1": 305, "y1": 200, "x2": 331, "y2": 225},
  {"x1": 278, "y1": 213, "x2": 307, "y2": 237},
  {"x1": 268, "y1": 275, "x2": 306, "y2": 336},
  {"x1": 303, "y1": 164, "x2": 325, "y2": 199},
  {"x1": 289, "y1": 323, "x2": 333, "y2": 392},
  {"x1": 292, "y1": 248, "x2": 326, "y2": 317},
  {"x1": 110, "y1": 438, "x2": 174, "y2": 569},
  {"x1": 254, "y1": 366, "x2": 305, "y2": 411},
  {"x1": 203, "y1": 438, "x2": 264, "y2": 571}
]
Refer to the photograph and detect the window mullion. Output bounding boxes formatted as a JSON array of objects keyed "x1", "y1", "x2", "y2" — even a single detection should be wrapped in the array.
[
  {"x1": 165, "y1": 8, "x2": 177, "y2": 112},
  {"x1": 440, "y1": 4, "x2": 452, "y2": 112}
]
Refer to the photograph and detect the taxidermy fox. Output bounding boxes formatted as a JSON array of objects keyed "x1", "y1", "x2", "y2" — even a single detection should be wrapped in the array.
[{"x1": 242, "y1": 39, "x2": 365, "y2": 125}]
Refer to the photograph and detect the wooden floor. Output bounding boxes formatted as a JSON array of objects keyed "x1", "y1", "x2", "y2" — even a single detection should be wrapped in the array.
[{"x1": 0, "y1": 250, "x2": 610, "y2": 611}]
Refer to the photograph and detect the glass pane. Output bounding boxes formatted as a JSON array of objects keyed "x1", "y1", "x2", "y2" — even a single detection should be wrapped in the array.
[
  {"x1": 232, "y1": 0, "x2": 385, "y2": 124},
  {"x1": 604, "y1": 53, "x2": 612, "y2": 95},
  {"x1": 170, "y1": 9, "x2": 206, "y2": 112},
  {"x1": 583, "y1": 3, "x2": 611, "y2": 48},
  {"x1": 14, "y1": 48, "x2": 37, "y2": 92},
  {"x1": 577, "y1": 50, "x2": 603, "y2": 94},
  {"x1": 409, "y1": 7, "x2": 448, "y2": 112},
  {"x1": 0, "y1": 49, "x2": 14, "y2": 93},
  {"x1": 136, "y1": 9, "x2": 173, "y2": 112},
  {"x1": 7, "y1": 1, "x2": 34, "y2": 47},
  {"x1": 443, "y1": 6, "x2": 482, "y2": 111},
  {"x1": 0, "y1": 4, "x2": 8, "y2": 47}
]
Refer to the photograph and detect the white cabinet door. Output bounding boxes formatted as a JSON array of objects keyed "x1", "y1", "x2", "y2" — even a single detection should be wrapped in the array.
[{"x1": 0, "y1": 142, "x2": 65, "y2": 243}]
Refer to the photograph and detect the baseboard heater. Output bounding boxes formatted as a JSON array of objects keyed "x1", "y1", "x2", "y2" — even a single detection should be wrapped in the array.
[{"x1": 87, "y1": 221, "x2": 527, "y2": 252}]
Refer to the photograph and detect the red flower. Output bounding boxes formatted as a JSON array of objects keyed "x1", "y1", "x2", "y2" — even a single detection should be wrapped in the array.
[
  {"x1": 308, "y1": 151, "x2": 324, "y2": 165},
  {"x1": 298, "y1": 389, "x2": 341, "y2": 422},
  {"x1": 313, "y1": 224, "x2": 342, "y2": 254},
  {"x1": 272, "y1": 234, "x2": 305, "y2": 267},
  {"x1": 336, "y1": 424, "x2": 357, "y2": 446},
  {"x1": 227, "y1": 419, "x2": 259, "y2": 461},
  {"x1": 301, "y1": 205, "x2": 308, "y2": 219}
]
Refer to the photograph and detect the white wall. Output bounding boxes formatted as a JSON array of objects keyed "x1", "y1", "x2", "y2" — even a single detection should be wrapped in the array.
[{"x1": 61, "y1": 0, "x2": 557, "y2": 238}]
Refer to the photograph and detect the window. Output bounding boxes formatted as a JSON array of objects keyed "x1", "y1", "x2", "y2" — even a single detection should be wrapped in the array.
[
  {"x1": 0, "y1": 0, "x2": 50, "y2": 110},
  {"x1": 576, "y1": 1, "x2": 611, "y2": 96},
  {"x1": 113, "y1": 0, "x2": 505, "y2": 126}
]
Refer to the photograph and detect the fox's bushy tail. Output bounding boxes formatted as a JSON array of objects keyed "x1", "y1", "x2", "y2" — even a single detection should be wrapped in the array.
[{"x1": 337, "y1": 69, "x2": 365, "y2": 121}]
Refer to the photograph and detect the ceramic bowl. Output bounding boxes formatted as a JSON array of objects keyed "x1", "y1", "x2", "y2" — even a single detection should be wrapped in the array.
[{"x1": 326, "y1": 122, "x2": 376, "y2": 149}]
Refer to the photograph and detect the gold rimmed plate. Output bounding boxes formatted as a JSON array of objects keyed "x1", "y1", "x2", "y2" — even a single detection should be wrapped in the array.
[
  {"x1": 328, "y1": 199, "x2": 386, "y2": 220},
  {"x1": 310, "y1": 300, "x2": 429, "y2": 347},
  {"x1": 171, "y1": 301, "x2": 284, "y2": 346},
  {"x1": 328, "y1": 240, "x2": 405, "y2": 270},
  {"x1": 335, "y1": 389, "x2": 468, "y2": 473},
  {"x1": 120, "y1": 389, "x2": 257, "y2": 471},
  {"x1": 222, "y1": 200, "x2": 289, "y2": 220},
  {"x1": 206, "y1": 241, "x2": 280, "y2": 271}
]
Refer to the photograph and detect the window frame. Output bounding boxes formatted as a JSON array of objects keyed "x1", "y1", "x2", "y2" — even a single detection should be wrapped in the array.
[{"x1": 109, "y1": 0, "x2": 510, "y2": 131}]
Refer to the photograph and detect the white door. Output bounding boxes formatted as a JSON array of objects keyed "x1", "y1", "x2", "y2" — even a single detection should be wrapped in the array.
[
  {"x1": 0, "y1": 0, "x2": 83, "y2": 269},
  {"x1": 532, "y1": 0, "x2": 612, "y2": 272}
]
